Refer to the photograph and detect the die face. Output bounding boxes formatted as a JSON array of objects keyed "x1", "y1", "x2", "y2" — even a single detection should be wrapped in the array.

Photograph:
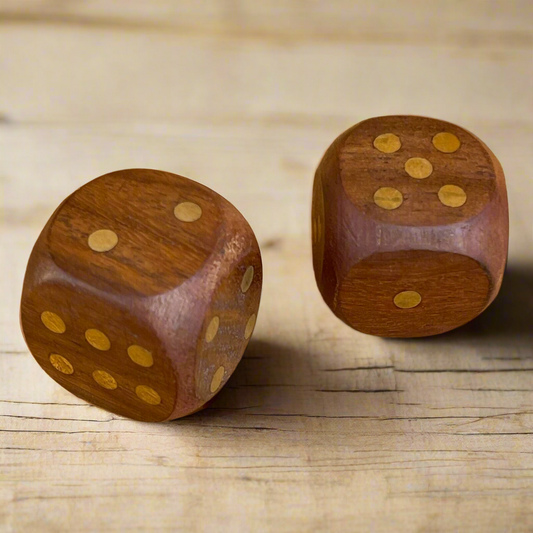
[
  {"x1": 195, "y1": 250, "x2": 262, "y2": 401},
  {"x1": 340, "y1": 116, "x2": 497, "y2": 227},
  {"x1": 312, "y1": 116, "x2": 508, "y2": 338},
  {"x1": 48, "y1": 169, "x2": 223, "y2": 297},
  {"x1": 337, "y1": 250, "x2": 490, "y2": 337},
  {"x1": 20, "y1": 280, "x2": 177, "y2": 422}
]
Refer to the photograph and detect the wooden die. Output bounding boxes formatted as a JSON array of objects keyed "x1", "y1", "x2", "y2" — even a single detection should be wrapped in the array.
[
  {"x1": 21, "y1": 169, "x2": 262, "y2": 421},
  {"x1": 312, "y1": 116, "x2": 508, "y2": 337}
]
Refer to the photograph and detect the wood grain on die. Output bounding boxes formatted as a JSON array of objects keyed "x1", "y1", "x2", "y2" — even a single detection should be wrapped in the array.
[
  {"x1": 340, "y1": 116, "x2": 497, "y2": 227},
  {"x1": 48, "y1": 169, "x2": 223, "y2": 296},
  {"x1": 313, "y1": 116, "x2": 509, "y2": 338},
  {"x1": 338, "y1": 251, "x2": 490, "y2": 337},
  {"x1": 21, "y1": 280, "x2": 177, "y2": 422}
]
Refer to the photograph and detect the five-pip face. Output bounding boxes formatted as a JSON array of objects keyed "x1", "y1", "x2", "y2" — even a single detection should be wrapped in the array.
[{"x1": 340, "y1": 115, "x2": 497, "y2": 226}]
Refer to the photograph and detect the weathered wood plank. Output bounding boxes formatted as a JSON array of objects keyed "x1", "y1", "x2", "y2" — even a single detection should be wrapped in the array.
[
  {"x1": 1, "y1": 1, "x2": 533, "y2": 531},
  {"x1": 1, "y1": 0, "x2": 532, "y2": 44}
]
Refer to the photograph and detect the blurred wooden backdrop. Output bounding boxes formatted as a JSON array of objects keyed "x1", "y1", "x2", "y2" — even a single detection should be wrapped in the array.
[{"x1": 1, "y1": 1, "x2": 533, "y2": 532}]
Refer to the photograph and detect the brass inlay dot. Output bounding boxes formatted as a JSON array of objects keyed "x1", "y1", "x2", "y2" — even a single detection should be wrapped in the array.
[
  {"x1": 85, "y1": 329, "x2": 111, "y2": 351},
  {"x1": 92, "y1": 370, "x2": 117, "y2": 390},
  {"x1": 205, "y1": 316, "x2": 220, "y2": 343},
  {"x1": 373, "y1": 133, "x2": 401, "y2": 153},
  {"x1": 433, "y1": 132, "x2": 461, "y2": 153},
  {"x1": 394, "y1": 291, "x2": 422, "y2": 309},
  {"x1": 244, "y1": 313, "x2": 257, "y2": 340},
  {"x1": 405, "y1": 157, "x2": 433, "y2": 179},
  {"x1": 49, "y1": 354, "x2": 74, "y2": 375},
  {"x1": 374, "y1": 187, "x2": 403, "y2": 210},
  {"x1": 88, "y1": 229, "x2": 118, "y2": 252},
  {"x1": 241, "y1": 266, "x2": 254, "y2": 293},
  {"x1": 136, "y1": 385, "x2": 161, "y2": 405},
  {"x1": 438, "y1": 185, "x2": 467, "y2": 208},
  {"x1": 174, "y1": 202, "x2": 202, "y2": 222},
  {"x1": 41, "y1": 311, "x2": 66, "y2": 334},
  {"x1": 127, "y1": 345, "x2": 154, "y2": 368},
  {"x1": 210, "y1": 366, "x2": 225, "y2": 393}
]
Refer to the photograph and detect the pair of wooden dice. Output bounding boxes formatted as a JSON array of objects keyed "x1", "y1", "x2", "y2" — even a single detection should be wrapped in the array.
[{"x1": 20, "y1": 116, "x2": 509, "y2": 422}]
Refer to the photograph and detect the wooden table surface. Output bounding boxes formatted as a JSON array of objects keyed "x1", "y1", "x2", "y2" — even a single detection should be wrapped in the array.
[{"x1": 1, "y1": 2, "x2": 533, "y2": 532}]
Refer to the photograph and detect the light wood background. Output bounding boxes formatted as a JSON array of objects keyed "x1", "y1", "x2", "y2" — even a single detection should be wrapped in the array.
[{"x1": 1, "y1": 1, "x2": 533, "y2": 532}]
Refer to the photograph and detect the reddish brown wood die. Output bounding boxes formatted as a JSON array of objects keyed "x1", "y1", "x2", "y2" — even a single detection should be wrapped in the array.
[
  {"x1": 312, "y1": 116, "x2": 508, "y2": 338},
  {"x1": 20, "y1": 169, "x2": 262, "y2": 421}
]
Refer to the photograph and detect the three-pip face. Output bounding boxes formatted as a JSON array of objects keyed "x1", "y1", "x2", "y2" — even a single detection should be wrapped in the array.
[
  {"x1": 21, "y1": 169, "x2": 262, "y2": 421},
  {"x1": 312, "y1": 116, "x2": 508, "y2": 337}
]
